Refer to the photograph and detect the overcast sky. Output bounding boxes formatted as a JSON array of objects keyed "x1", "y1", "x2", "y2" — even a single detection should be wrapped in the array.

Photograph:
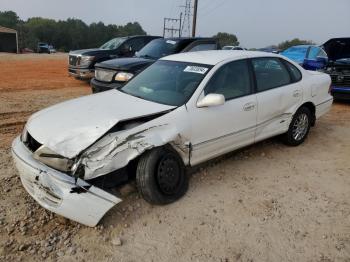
[{"x1": 1, "y1": 0, "x2": 349, "y2": 48}]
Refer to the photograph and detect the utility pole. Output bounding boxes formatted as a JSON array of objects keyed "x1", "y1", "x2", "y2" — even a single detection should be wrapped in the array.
[
  {"x1": 192, "y1": 0, "x2": 198, "y2": 37},
  {"x1": 180, "y1": 0, "x2": 192, "y2": 37},
  {"x1": 163, "y1": 14, "x2": 182, "y2": 38}
]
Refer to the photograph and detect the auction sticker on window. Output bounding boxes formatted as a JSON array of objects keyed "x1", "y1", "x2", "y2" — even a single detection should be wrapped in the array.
[
  {"x1": 184, "y1": 66, "x2": 209, "y2": 74},
  {"x1": 166, "y1": 40, "x2": 177, "y2": 45}
]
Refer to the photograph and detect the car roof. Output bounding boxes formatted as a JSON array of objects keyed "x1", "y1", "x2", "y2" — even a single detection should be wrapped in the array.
[{"x1": 160, "y1": 50, "x2": 280, "y2": 65}]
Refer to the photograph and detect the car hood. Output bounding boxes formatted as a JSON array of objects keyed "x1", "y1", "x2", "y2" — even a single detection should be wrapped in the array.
[
  {"x1": 26, "y1": 90, "x2": 175, "y2": 159},
  {"x1": 69, "y1": 48, "x2": 112, "y2": 56},
  {"x1": 323, "y1": 38, "x2": 350, "y2": 62},
  {"x1": 95, "y1": 57, "x2": 154, "y2": 71}
]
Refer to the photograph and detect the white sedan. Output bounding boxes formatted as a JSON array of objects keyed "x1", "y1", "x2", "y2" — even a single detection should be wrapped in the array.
[{"x1": 12, "y1": 51, "x2": 333, "y2": 226}]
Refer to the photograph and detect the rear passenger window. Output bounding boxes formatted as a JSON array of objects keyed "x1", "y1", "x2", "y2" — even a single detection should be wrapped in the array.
[
  {"x1": 283, "y1": 60, "x2": 302, "y2": 82},
  {"x1": 204, "y1": 59, "x2": 251, "y2": 100},
  {"x1": 252, "y1": 58, "x2": 291, "y2": 92}
]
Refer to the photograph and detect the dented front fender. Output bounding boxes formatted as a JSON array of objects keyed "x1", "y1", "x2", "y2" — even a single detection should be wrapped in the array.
[{"x1": 81, "y1": 122, "x2": 190, "y2": 180}]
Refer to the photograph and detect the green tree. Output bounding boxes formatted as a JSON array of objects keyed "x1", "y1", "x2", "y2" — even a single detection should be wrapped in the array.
[
  {"x1": 1, "y1": 10, "x2": 148, "y2": 51},
  {"x1": 0, "y1": 10, "x2": 19, "y2": 29},
  {"x1": 278, "y1": 38, "x2": 315, "y2": 51},
  {"x1": 212, "y1": 32, "x2": 239, "y2": 47}
]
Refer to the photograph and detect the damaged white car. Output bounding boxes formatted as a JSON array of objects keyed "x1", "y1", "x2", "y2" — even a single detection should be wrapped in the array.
[{"x1": 12, "y1": 51, "x2": 333, "y2": 226}]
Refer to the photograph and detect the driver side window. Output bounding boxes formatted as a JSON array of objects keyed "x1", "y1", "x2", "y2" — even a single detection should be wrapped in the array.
[{"x1": 204, "y1": 59, "x2": 252, "y2": 100}]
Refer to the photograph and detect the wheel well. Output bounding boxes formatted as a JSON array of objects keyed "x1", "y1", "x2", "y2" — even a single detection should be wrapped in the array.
[{"x1": 301, "y1": 102, "x2": 316, "y2": 126}]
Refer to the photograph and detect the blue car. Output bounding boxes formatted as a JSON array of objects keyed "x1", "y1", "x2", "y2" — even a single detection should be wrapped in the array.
[{"x1": 280, "y1": 45, "x2": 328, "y2": 71}]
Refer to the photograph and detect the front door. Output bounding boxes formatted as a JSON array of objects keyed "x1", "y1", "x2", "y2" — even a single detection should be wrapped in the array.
[{"x1": 189, "y1": 59, "x2": 257, "y2": 165}]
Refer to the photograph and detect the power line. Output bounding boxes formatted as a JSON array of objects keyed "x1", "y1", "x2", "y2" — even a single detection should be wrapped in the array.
[
  {"x1": 201, "y1": 0, "x2": 228, "y2": 18},
  {"x1": 169, "y1": 0, "x2": 177, "y2": 17}
]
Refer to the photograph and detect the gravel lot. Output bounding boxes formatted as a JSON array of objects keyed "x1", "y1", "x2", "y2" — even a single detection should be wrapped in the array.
[{"x1": 0, "y1": 53, "x2": 349, "y2": 262}]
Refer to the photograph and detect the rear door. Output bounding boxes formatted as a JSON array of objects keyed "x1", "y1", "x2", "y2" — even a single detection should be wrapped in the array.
[{"x1": 252, "y1": 57, "x2": 303, "y2": 142}]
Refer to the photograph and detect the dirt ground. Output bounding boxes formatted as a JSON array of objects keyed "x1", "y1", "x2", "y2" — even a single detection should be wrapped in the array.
[{"x1": 0, "y1": 53, "x2": 349, "y2": 262}]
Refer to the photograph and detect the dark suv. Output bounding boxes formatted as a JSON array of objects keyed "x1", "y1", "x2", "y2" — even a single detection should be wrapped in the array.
[
  {"x1": 68, "y1": 35, "x2": 160, "y2": 80},
  {"x1": 91, "y1": 37, "x2": 220, "y2": 93}
]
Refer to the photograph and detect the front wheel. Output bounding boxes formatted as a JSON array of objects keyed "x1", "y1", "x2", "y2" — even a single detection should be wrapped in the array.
[
  {"x1": 136, "y1": 147, "x2": 188, "y2": 205},
  {"x1": 283, "y1": 107, "x2": 312, "y2": 146}
]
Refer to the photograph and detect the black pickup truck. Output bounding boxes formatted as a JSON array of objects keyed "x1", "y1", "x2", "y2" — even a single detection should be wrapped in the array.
[
  {"x1": 68, "y1": 35, "x2": 160, "y2": 80},
  {"x1": 323, "y1": 38, "x2": 350, "y2": 100},
  {"x1": 91, "y1": 37, "x2": 220, "y2": 93}
]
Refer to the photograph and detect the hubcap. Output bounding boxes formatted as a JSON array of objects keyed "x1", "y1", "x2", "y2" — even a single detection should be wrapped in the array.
[
  {"x1": 157, "y1": 155, "x2": 181, "y2": 195},
  {"x1": 292, "y1": 113, "x2": 309, "y2": 141}
]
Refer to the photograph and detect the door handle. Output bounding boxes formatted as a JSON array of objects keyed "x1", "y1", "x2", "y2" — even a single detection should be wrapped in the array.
[
  {"x1": 243, "y1": 102, "x2": 255, "y2": 111},
  {"x1": 293, "y1": 90, "x2": 302, "y2": 97}
]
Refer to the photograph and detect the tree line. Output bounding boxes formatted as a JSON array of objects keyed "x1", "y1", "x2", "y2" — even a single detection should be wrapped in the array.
[
  {"x1": 0, "y1": 11, "x2": 146, "y2": 52},
  {"x1": 0, "y1": 10, "x2": 316, "y2": 52}
]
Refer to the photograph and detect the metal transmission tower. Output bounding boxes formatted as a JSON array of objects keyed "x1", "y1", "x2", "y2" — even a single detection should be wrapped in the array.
[
  {"x1": 163, "y1": 14, "x2": 182, "y2": 37},
  {"x1": 180, "y1": 0, "x2": 192, "y2": 37}
]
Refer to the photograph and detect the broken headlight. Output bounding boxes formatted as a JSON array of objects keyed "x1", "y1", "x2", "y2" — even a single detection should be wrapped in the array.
[
  {"x1": 114, "y1": 72, "x2": 134, "y2": 82},
  {"x1": 33, "y1": 146, "x2": 74, "y2": 172}
]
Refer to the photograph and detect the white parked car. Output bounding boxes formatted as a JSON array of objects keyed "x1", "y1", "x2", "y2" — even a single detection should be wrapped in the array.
[{"x1": 12, "y1": 51, "x2": 333, "y2": 226}]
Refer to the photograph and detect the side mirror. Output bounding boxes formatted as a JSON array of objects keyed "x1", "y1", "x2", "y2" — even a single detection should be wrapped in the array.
[{"x1": 197, "y1": 94, "x2": 225, "y2": 108}]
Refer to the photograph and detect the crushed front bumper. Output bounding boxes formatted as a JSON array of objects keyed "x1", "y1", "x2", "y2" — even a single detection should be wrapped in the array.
[
  {"x1": 68, "y1": 67, "x2": 94, "y2": 80},
  {"x1": 11, "y1": 137, "x2": 121, "y2": 227}
]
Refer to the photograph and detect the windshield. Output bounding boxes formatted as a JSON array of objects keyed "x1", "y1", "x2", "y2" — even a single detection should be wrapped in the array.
[
  {"x1": 136, "y1": 39, "x2": 179, "y2": 59},
  {"x1": 120, "y1": 60, "x2": 212, "y2": 106},
  {"x1": 100, "y1": 37, "x2": 126, "y2": 50}
]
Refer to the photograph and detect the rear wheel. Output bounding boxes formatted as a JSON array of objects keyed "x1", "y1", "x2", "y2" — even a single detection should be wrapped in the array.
[
  {"x1": 283, "y1": 107, "x2": 312, "y2": 146},
  {"x1": 136, "y1": 147, "x2": 188, "y2": 205}
]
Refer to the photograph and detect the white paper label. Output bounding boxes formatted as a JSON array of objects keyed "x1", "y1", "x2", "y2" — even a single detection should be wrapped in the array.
[
  {"x1": 184, "y1": 66, "x2": 209, "y2": 74},
  {"x1": 166, "y1": 40, "x2": 177, "y2": 45}
]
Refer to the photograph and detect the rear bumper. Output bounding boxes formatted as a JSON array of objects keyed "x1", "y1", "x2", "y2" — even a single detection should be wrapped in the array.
[
  {"x1": 90, "y1": 78, "x2": 123, "y2": 93},
  {"x1": 11, "y1": 137, "x2": 121, "y2": 227},
  {"x1": 68, "y1": 67, "x2": 94, "y2": 80},
  {"x1": 315, "y1": 97, "x2": 333, "y2": 119}
]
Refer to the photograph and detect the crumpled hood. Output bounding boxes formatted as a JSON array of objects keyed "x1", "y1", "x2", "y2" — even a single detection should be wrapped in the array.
[
  {"x1": 26, "y1": 90, "x2": 175, "y2": 159},
  {"x1": 323, "y1": 38, "x2": 350, "y2": 62}
]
